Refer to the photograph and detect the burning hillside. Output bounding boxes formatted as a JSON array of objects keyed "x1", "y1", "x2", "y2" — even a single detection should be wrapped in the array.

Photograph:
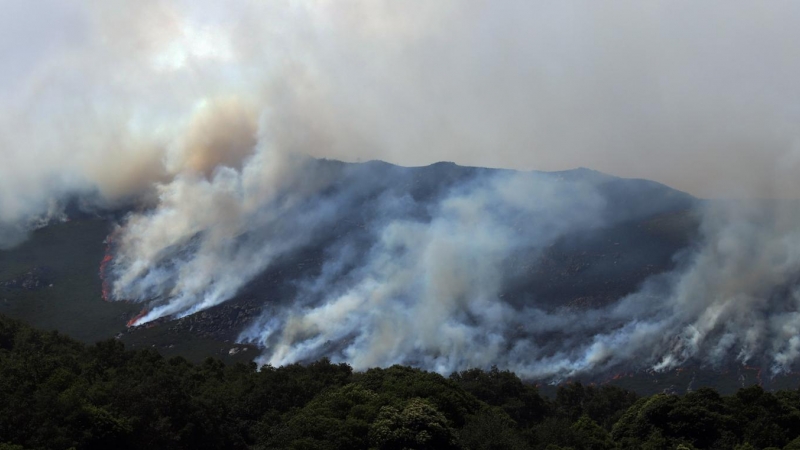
[{"x1": 4, "y1": 1, "x2": 800, "y2": 386}]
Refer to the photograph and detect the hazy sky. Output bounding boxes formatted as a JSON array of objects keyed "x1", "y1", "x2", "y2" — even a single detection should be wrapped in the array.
[{"x1": 2, "y1": 0, "x2": 800, "y2": 203}]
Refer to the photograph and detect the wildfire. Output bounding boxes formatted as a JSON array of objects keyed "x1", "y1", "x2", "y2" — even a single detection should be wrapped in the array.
[
  {"x1": 127, "y1": 309, "x2": 149, "y2": 328},
  {"x1": 99, "y1": 231, "x2": 118, "y2": 301},
  {"x1": 603, "y1": 372, "x2": 633, "y2": 383},
  {"x1": 743, "y1": 365, "x2": 764, "y2": 386},
  {"x1": 100, "y1": 231, "x2": 152, "y2": 328},
  {"x1": 99, "y1": 254, "x2": 112, "y2": 301}
]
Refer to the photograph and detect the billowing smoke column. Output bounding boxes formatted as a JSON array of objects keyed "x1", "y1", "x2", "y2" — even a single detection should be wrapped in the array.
[{"x1": 4, "y1": 1, "x2": 800, "y2": 380}]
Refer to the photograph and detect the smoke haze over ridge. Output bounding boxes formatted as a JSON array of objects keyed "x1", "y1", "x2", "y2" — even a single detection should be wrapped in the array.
[
  {"x1": 4, "y1": 0, "x2": 800, "y2": 210},
  {"x1": 3, "y1": 1, "x2": 800, "y2": 379}
]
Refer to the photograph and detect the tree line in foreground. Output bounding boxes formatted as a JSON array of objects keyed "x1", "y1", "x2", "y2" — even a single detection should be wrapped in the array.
[{"x1": 1, "y1": 314, "x2": 800, "y2": 450}]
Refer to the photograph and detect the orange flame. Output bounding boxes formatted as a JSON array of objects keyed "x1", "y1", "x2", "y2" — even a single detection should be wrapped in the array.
[
  {"x1": 603, "y1": 372, "x2": 633, "y2": 383},
  {"x1": 127, "y1": 309, "x2": 149, "y2": 328},
  {"x1": 99, "y1": 231, "x2": 117, "y2": 301},
  {"x1": 743, "y1": 365, "x2": 764, "y2": 386},
  {"x1": 99, "y1": 254, "x2": 113, "y2": 301}
]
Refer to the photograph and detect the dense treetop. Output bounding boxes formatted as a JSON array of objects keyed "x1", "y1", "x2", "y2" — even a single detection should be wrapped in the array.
[{"x1": 1, "y1": 314, "x2": 800, "y2": 449}]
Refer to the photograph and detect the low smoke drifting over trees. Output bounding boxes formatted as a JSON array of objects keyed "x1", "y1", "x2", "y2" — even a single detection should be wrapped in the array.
[{"x1": 2, "y1": 314, "x2": 800, "y2": 450}]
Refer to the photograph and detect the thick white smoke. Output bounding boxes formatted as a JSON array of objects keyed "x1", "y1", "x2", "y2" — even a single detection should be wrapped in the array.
[
  {"x1": 109, "y1": 144, "x2": 306, "y2": 323},
  {"x1": 3, "y1": 1, "x2": 800, "y2": 379},
  {"x1": 238, "y1": 171, "x2": 611, "y2": 375},
  {"x1": 233, "y1": 193, "x2": 800, "y2": 380},
  {"x1": 652, "y1": 202, "x2": 800, "y2": 374}
]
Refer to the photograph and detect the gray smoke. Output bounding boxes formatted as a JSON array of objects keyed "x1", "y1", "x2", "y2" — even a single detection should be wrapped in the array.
[
  {"x1": 229, "y1": 190, "x2": 800, "y2": 380},
  {"x1": 238, "y1": 170, "x2": 611, "y2": 376},
  {"x1": 3, "y1": 1, "x2": 800, "y2": 379},
  {"x1": 232, "y1": 180, "x2": 800, "y2": 380},
  {"x1": 652, "y1": 201, "x2": 800, "y2": 374}
]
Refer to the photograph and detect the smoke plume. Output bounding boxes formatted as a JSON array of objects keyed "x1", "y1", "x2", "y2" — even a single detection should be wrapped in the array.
[{"x1": 4, "y1": 1, "x2": 800, "y2": 379}]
